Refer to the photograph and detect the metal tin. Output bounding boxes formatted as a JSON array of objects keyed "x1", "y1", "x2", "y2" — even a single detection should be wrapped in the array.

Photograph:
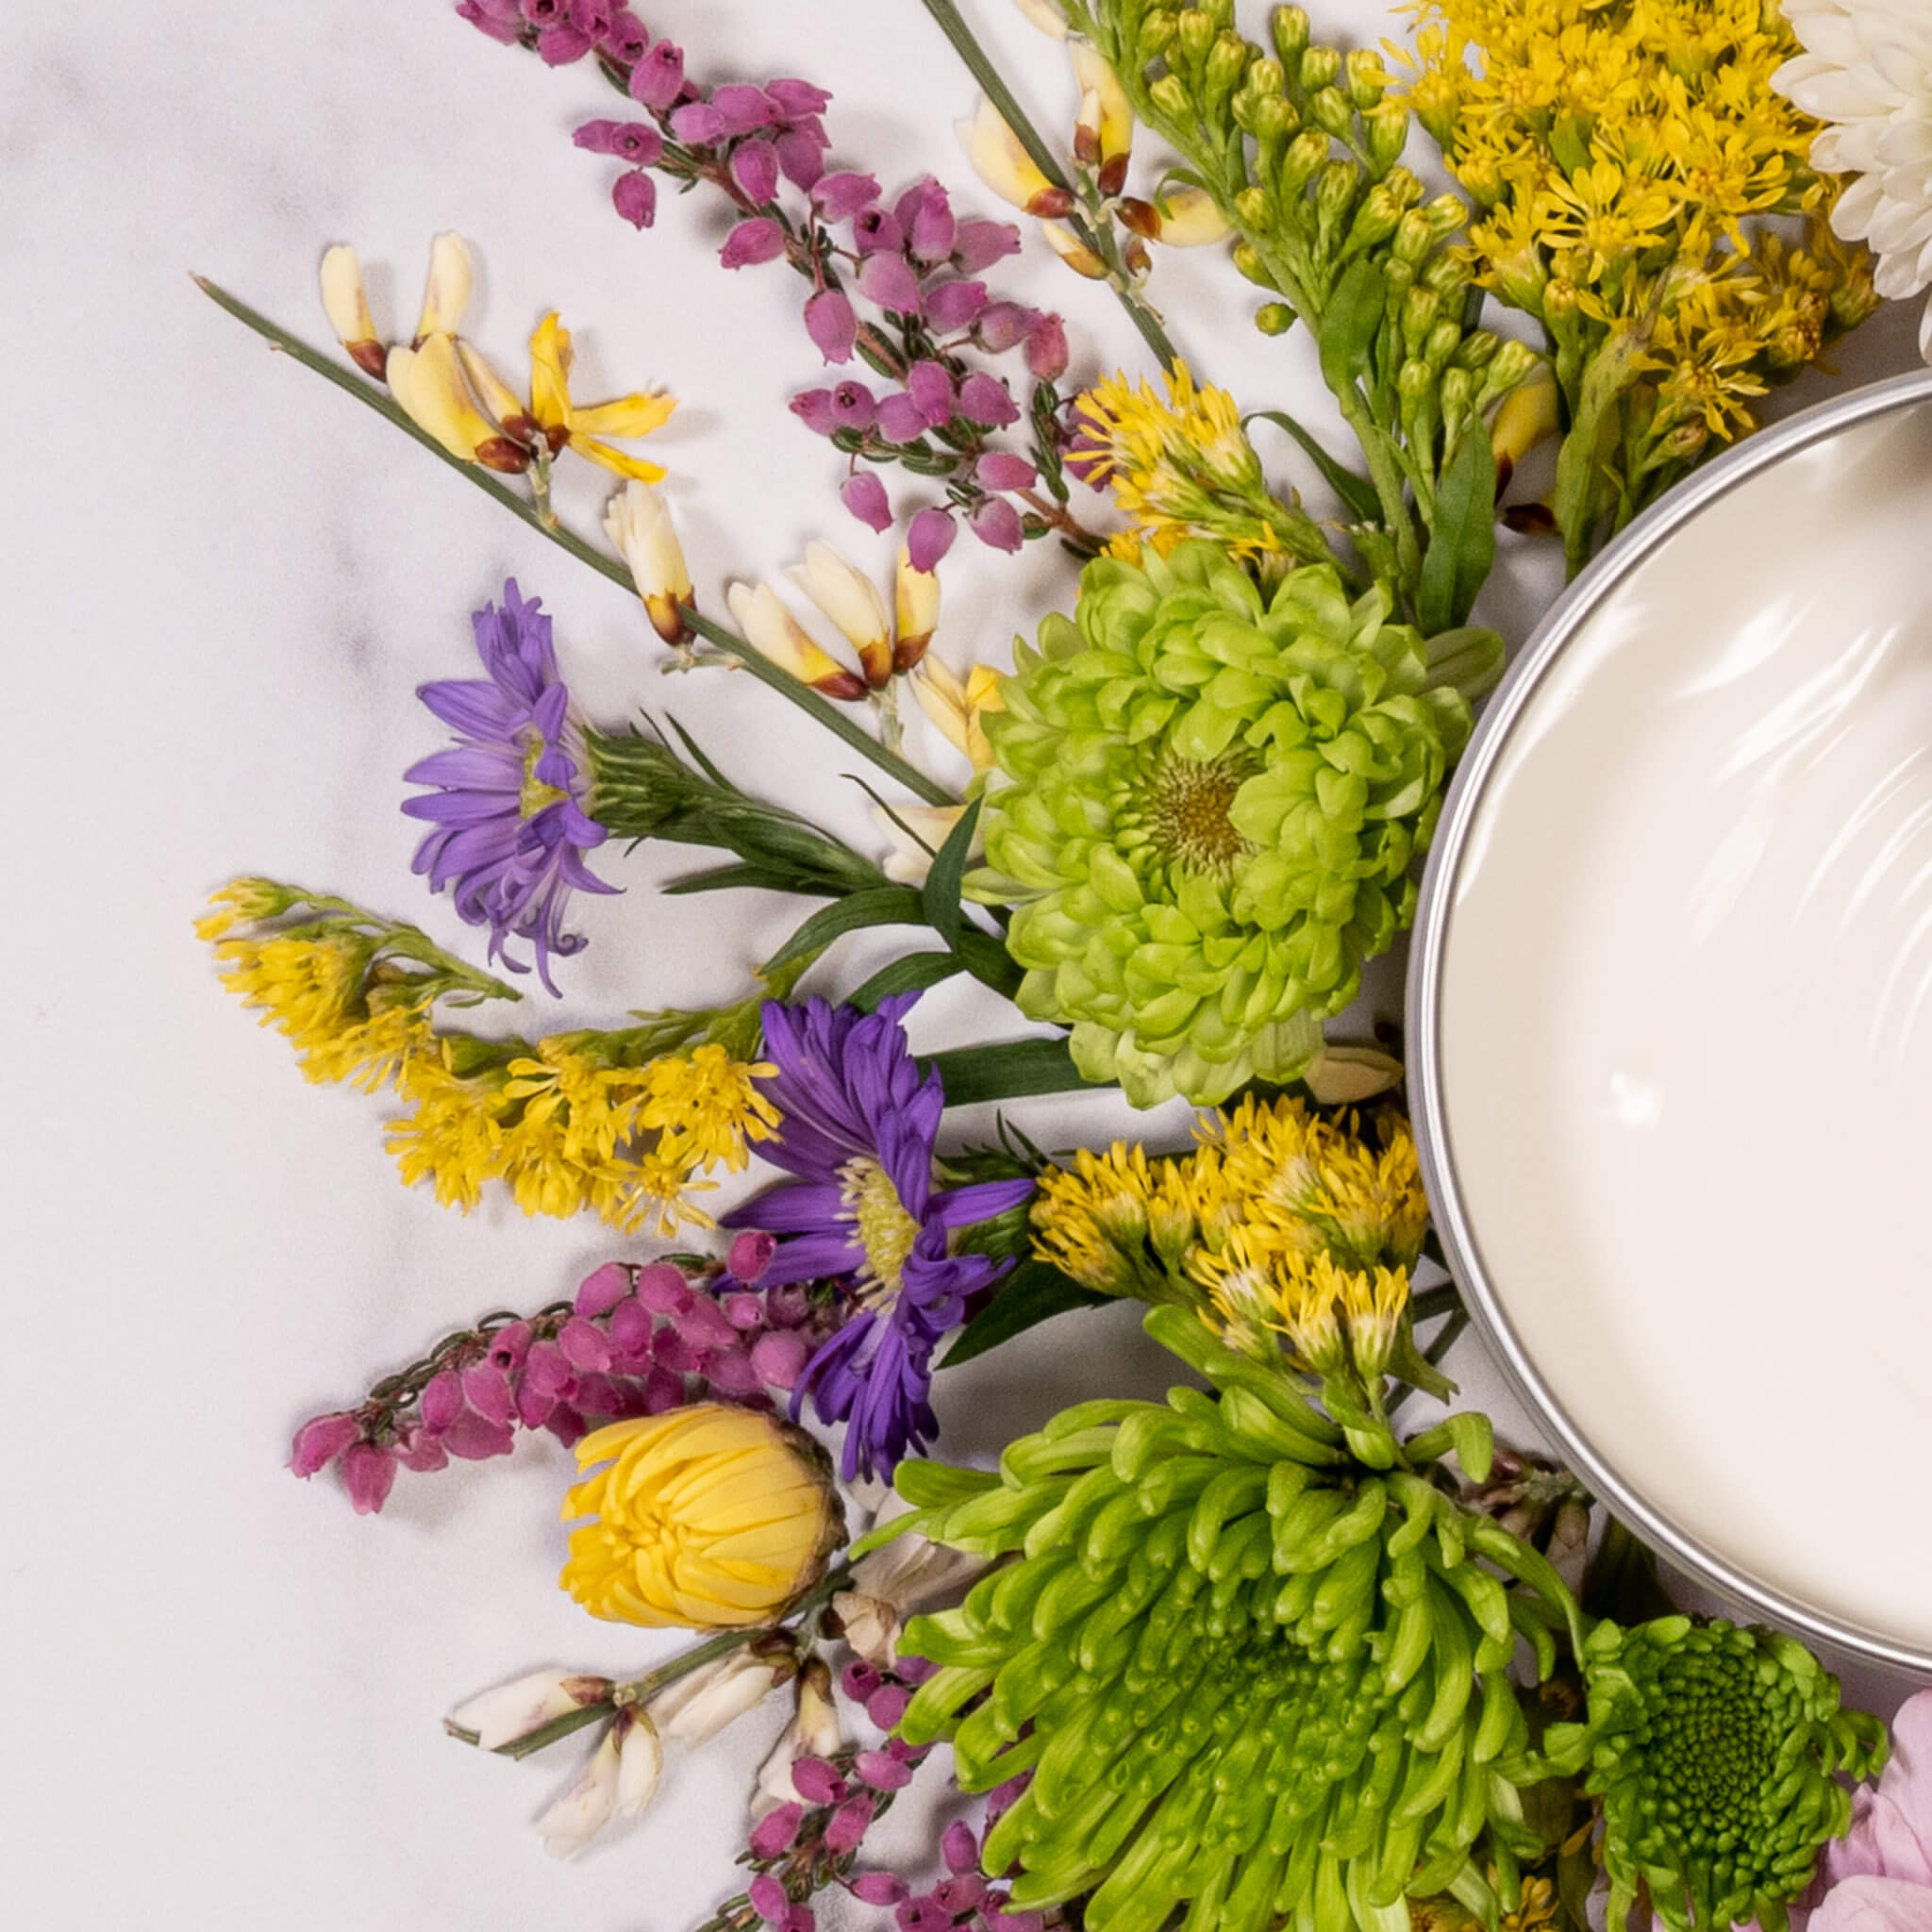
[{"x1": 1407, "y1": 367, "x2": 1932, "y2": 1676}]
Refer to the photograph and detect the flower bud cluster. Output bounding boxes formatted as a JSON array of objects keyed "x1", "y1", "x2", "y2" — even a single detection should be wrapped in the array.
[
  {"x1": 289, "y1": 1252, "x2": 843, "y2": 1515},
  {"x1": 1067, "y1": 1, "x2": 1541, "y2": 607},
  {"x1": 459, "y1": 2, "x2": 1080, "y2": 555},
  {"x1": 723, "y1": 1667, "x2": 1053, "y2": 1932}
]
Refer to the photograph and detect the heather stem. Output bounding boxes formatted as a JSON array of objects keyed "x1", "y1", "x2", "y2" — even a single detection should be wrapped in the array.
[{"x1": 912, "y1": 0, "x2": 1185, "y2": 373}]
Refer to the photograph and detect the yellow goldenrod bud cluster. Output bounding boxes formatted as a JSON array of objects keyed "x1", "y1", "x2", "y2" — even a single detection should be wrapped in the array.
[{"x1": 1393, "y1": 0, "x2": 1881, "y2": 571}]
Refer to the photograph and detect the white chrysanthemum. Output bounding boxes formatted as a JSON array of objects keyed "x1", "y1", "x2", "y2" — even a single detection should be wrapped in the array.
[{"x1": 1774, "y1": 0, "x2": 1932, "y2": 360}]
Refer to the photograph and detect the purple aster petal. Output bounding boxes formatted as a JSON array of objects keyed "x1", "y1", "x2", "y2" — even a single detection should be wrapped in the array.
[
  {"x1": 929, "y1": 1176, "x2": 1037, "y2": 1228},
  {"x1": 402, "y1": 580, "x2": 613, "y2": 991}
]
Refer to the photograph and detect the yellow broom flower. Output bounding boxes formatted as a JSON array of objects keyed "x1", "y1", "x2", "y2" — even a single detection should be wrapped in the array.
[{"x1": 559, "y1": 1407, "x2": 840, "y2": 1628}]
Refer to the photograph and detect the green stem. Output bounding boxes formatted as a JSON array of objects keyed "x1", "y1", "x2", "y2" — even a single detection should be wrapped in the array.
[
  {"x1": 913, "y1": 0, "x2": 1184, "y2": 373},
  {"x1": 192, "y1": 276, "x2": 957, "y2": 809},
  {"x1": 488, "y1": 1568, "x2": 852, "y2": 1761}
]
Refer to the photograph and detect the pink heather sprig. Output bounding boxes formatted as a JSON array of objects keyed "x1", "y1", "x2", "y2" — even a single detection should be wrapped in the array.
[
  {"x1": 452, "y1": 2, "x2": 1096, "y2": 563},
  {"x1": 289, "y1": 1241, "x2": 844, "y2": 1515},
  {"x1": 694, "y1": 1651, "x2": 1066, "y2": 1932}
]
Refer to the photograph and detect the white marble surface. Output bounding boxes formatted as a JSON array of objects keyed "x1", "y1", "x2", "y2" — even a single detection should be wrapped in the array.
[{"x1": 4, "y1": 1, "x2": 1924, "y2": 1924}]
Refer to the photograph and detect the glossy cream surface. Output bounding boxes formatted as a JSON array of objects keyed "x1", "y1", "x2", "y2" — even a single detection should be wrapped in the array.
[{"x1": 1441, "y1": 400, "x2": 1932, "y2": 1652}]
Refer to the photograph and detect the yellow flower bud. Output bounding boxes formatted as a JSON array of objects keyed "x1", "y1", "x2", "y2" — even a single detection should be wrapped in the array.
[
  {"x1": 1070, "y1": 38, "x2": 1134, "y2": 192},
  {"x1": 386, "y1": 335, "x2": 528, "y2": 475},
  {"x1": 893, "y1": 543, "x2": 941, "y2": 671},
  {"x1": 604, "y1": 480, "x2": 693, "y2": 645},
  {"x1": 958, "y1": 96, "x2": 1073, "y2": 219},
  {"x1": 1491, "y1": 375, "x2": 1561, "y2": 471},
  {"x1": 1041, "y1": 221, "x2": 1110, "y2": 279},
  {"x1": 1154, "y1": 185, "x2": 1233, "y2": 246},
  {"x1": 319, "y1": 244, "x2": 385, "y2": 378},
  {"x1": 559, "y1": 1406, "x2": 841, "y2": 1628},
  {"x1": 790, "y1": 541, "x2": 893, "y2": 689},
  {"x1": 725, "y1": 582, "x2": 868, "y2": 701},
  {"x1": 413, "y1": 231, "x2": 474, "y2": 346},
  {"x1": 914, "y1": 658, "x2": 1005, "y2": 773}
]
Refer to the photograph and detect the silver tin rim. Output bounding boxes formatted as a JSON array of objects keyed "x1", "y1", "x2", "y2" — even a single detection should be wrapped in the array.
[{"x1": 1407, "y1": 365, "x2": 1932, "y2": 1677}]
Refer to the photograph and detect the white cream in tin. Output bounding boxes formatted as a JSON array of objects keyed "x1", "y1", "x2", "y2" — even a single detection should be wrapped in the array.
[{"x1": 1438, "y1": 398, "x2": 1932, "y2": 1654}]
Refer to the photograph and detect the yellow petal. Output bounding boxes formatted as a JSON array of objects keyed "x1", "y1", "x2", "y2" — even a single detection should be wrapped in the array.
[
  {"x1": 571, "y1": 391, "x2": 677, "y2": 440},
  {"x1": 572, "y1": 437, "x2": 668, "y2": 483},
  {"x1": 414, "y1": 233, "x2": 474, "y2": 343},
  {"x1": 528, "y1": 311, "x2": 574, "y2": 430}
]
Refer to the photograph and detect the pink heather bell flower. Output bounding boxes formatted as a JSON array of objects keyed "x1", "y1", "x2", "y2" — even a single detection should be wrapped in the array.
[{"x1": 804, "y1": 290, "x2": 858, "y2": 362}]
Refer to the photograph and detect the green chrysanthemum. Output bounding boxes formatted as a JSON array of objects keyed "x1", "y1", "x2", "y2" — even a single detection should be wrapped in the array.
[
  {"x1": 869, "y1": 1309, "x2": 1581, "y2": 1932},
  {"x1": 980, "y1": 541, "x2": 1482, "y2": 1108},
  {"x1": 1547, "y1": 1617, "x2": 1888, "y2": 1932}
]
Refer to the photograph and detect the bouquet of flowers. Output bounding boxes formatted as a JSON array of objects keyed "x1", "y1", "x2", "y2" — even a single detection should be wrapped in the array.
[{"x1": 196, "y1": 0, "x2": 1932, "y2": 1927}]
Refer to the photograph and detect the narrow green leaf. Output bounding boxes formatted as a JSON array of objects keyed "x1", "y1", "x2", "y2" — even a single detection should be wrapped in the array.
[
  {"x1": 663, "y1": 863, "x2": 841, "y2": 899},
  {"x1": 762, "y1": 885, "x2": 926, "y2": 975},
  {"x1": 845, "y1": 951, "x2": 964, "y2": 1012},
  {"x1": 920, "y1": 796, "x2": 982, "y2": 951},
  {"x1": 1246, "y1": 409, "x2": 1384, "y2": 525},
  {"x1": 1420, "y1": 625, "x2": 1507, "y2": 700},
  {"x1": 924, "y1": 1035, "x2": 1101, "y2": 1107},
  {"x1": 952, "y1": 928, "x2": 1025, "y2": 1000},
  {"x1": 1417, "y1": 425, "x2": 1499, "y2": 632},
  {"x1": 1318, "y1": 258, "x2": 1388, "y2": 401},
  {"x1": 938, "y1": 1259, "x2": 1109, "y2": 1369}
]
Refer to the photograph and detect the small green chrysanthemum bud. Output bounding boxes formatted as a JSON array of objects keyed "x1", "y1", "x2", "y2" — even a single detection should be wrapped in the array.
[
  {"x1": 1346, "y1": 184, "x2": 1405, "y2": 253},
  {"x1": 1401, "y1": 284, "x2": 1441, "y2": 350},
  {"x1": 1149, "y1": 72, "x2": 1193, "y2": 124},
  {"x1": 1206, "y1": 30, "x2": 1251, "y2": 99},
  {"x1": 1397, "y1": 358, "x2": 1433, "y2": 412},
  {"x1": 1421, "y1": 250, "x2": 1473, "y2": 307},
  {"x1": 1308, "y1": 84, "x2": 1355, "y2": 139},
  {"x1": 1176, "y1": 8, "x2": 1217, "y2": 64},
  {"x1": 1344, "y1": 47, "x2": 1387, "y2": 108},
  {"x1": 1314, "y1": 157, "x2": 1359, "y2": 233},
  {"x1": 1248, "y1": 92, "x2": 1296, "y2": 145},
  {"x1": 1231, "y1": 240, "x2": 1274, "y2": 286},
  {"x1": 1271, "y1": 5, "x2": 1310, "y2": 68},
  {"x1": 1364, "y1": 100, "x2": 1409, "y2": 174},
  {"x1": 1478, "y1": 339, "x2": 1542, "y2": 407},
  {"x1": 1452, "y1": 328, "x2": 1500, "y2": 371},
  {"x1": 1254, "y1": 301, "x2": 1294, "y2": 335},
  {"x1": 1138, "y1": 9, "x2": 1178, "y2": 60},
  {"x1": 1279, "y1": 126, "x2": 1332, "y2": 197},
  {"x1": 1299, "y1": 43, "x2": 1341, "y2": 92}
]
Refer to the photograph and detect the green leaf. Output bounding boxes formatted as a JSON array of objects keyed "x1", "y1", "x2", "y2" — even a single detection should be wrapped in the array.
[
  {"x1": 951, "y1": 927, "x2": 1025, "y2": 1000},
  {"x1": 924, "y1": 1035, "x2": 1102, "y2": 1107},
  {"x1": 938, "y1": 1259, "x2": 1109, "y2": 1369},
  {"x1": 1246, "y1": 408, "x2": 1384, "y2": 525},
  {"x1": 1318, "y1": 258, "x2": 1388, "y2": 401},
  {"x1": 920, "y1": 796, "x2": 982, "y2": 951},
  {"x1": 845, "y1": 951, "x2": 964, "y2": 1012},
  {"x1": 1420, "y1": 625, "x2": 1507, "y2": 700},
  {"x1": 896, "y1": 1462, "x2": 1001, "y2": 1507},
  {"x1": 663, "y1": 862, "x2": 842, "y2": 899},
  {"x1": 1417, "y1": 425, "x2": 1499, "y2": 632},
  {"x1": 763, "y1": 885, "x2": 926, "y2": 974}
]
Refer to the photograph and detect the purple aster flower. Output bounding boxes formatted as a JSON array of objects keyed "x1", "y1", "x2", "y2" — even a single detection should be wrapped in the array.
[
  {"x1": 723, "y1": 995, "x2": 1034, "y2": 1480},
  {"x1": 403, "y1": 579, "x2": 616, "y2": 995}
]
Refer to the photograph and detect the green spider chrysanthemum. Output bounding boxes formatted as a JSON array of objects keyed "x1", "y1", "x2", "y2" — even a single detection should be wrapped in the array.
[
  {"x1": 979, "y1": 541, "x2": 1487, "y2": 1108},
  {"x1": 867, "y1": 1308, "x2": 1582, "y2": 1932},
  {"x1": 1546, "y1": 1617, "x2": 1888, "y2": 1932}
]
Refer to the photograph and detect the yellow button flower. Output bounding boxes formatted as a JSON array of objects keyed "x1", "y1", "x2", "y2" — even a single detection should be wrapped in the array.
[{"x1": 559, "y1": 1407, "x2": 839, "y2": 1628}]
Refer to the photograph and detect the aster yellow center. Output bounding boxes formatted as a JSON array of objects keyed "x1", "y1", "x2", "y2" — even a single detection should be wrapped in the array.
[
  {"x1": 841, "y1": 1155, "x2": 920, "y2": 1306},
  {"x1": 519, "y1": 729, "x2": 567, "y2": 818},
  {"x1": 1145, "y1": 746, "x2": 1258, "y2": 876}
]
